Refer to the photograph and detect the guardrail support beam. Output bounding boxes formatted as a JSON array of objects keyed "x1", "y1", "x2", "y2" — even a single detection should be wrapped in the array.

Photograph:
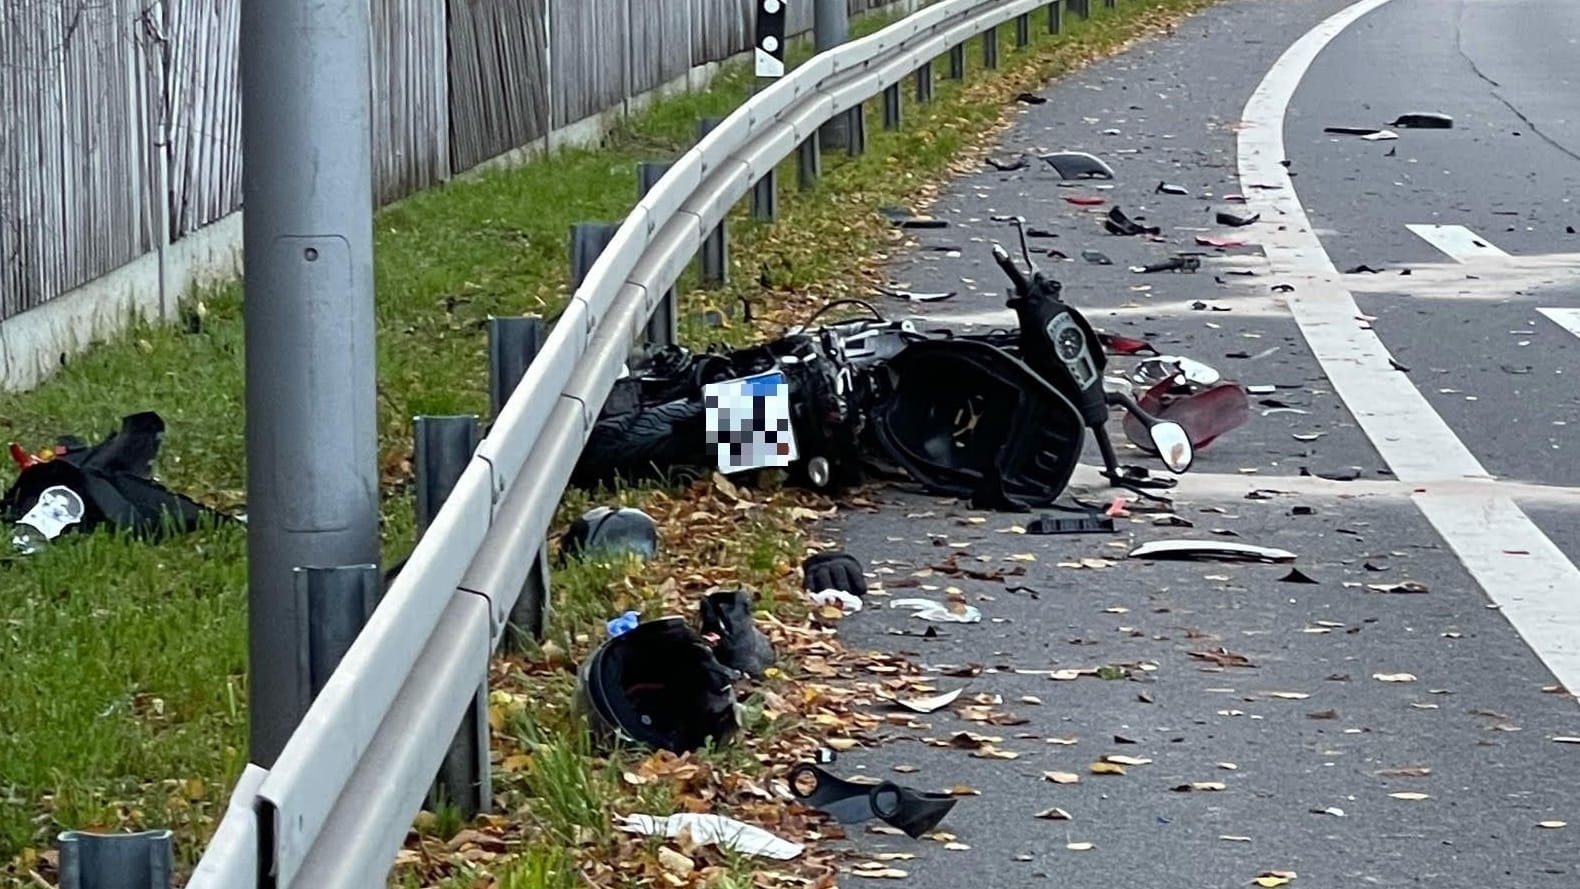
[
  {"x1": 814, "y1": 0, "x2": 850, "y2": 151},
  {"x1": 797, "y1": 137, "x2": 821, "y2": 190},
  {"x1": 1104, "y1": 0, "x2": 1116, "y2": 8},
  {"x1": 846, "y1": 104, "x2": 867, "y2": 157},
  {"x1": 1048, "y1": 0, "x2": 1062, "y2": 34},
  {"x1": 751, "y1": 169, "x2": 778, "y2": 222},
  {"x1": 414, "y1": 414, "x2": 491, "y2": 819},
  {"x1": 696, "y1": 118, "x2": 730, "y2": 287},
  {"x1": 1015, "y1": 12, "x2": 1031, "y2": 47},
  {"x1": 983, "y1": 24, "x2": 999, "y2": 69},
  {"x1": 297, "y1": 564, "x2": 381, "y2": 700},
  {"x1": 1075, "y1": 0, "x2": 1090, "y2": 19},
  {"x1": 487, "y1": 315, "x2": 553, "y2": 646},
  {"x1": 947, "y1": 43, "x2": 965, "y2": 79},
  {"x1": 915, "y1": 60, "x2": 934, "y2": 102},
  {"x1": 59, "y1": 828, "x2": 173, "y2": 889},
  {"x1": 636, "y1": 163, "x2": 680, "y2": 345},
  {"x1": 882, "y1": 83, "x2": 902, "y2": 130}
]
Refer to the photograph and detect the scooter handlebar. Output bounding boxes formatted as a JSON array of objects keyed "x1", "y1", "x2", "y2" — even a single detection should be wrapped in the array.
[{"x1": 991, "y1": 244, "x2": 1030, "y2": 296}]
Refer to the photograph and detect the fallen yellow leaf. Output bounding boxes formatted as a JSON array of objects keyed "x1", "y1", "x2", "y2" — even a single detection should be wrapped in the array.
[
  {"x1": 1373, "y1": 672, "x2": 1418, "y2": 683},
  {"x1": 1043, "y1": 771, "x2": 1081, "y2": 784},
  {"x1": 1066, "y1": 841, "x2": 1094, "y2": 851},
  {"x1": 1089, "y1": 761, "x2": 1127, "y2": 776},
  {"x1": 1389, "y1": 792, "x2": 1431, "y2": 801},
  {"x1": 1538, "y1": 820, "x2": 1567, "y2": 829}
]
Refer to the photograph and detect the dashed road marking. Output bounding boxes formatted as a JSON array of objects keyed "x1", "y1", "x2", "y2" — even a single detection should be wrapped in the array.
[{"x1": 1406, "y1": 223, "x2": 1511, "y2": 262}]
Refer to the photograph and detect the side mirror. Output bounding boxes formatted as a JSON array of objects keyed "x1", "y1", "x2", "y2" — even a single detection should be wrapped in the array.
[{"x1": 1149, "y1": 421, "x2": 1194, "y2": 474}]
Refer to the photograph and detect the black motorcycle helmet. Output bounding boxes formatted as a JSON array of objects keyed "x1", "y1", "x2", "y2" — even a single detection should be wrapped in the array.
[
  {"x1": 560, "y1": 506, "x2": 660, "y2": 563},
  {"x1": 574, "y1": 616, "x2": 740, "y2": 753}
]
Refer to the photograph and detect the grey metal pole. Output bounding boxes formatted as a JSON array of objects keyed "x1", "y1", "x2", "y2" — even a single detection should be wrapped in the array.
[
  {"x1": 240, "y1": 0, "x2": 380, "y2": 767},
  {"x1": 297, "y1": 564, "x2": 382, "y2": 699},
  {"x1": 637, "y1": 163, "x2": 681, "y2": 345},
  {"x1": 814, "y1": 0, "x2": 850, "y2": 151},
  {"x1": 485, "y1": 316, "x2": 553, "y2": 649}
]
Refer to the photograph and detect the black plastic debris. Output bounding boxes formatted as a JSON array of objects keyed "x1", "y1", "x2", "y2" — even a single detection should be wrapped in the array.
[
  {"x1": 789, "y1": 763, "x2": 958, "y2": 838},
  {"x1": 1323, "y1": 126, "x2": 1387, "y2": 136},
  {"x1": 1127, "y1": 540, "x2": 1297, "y2": 563},
  {"x1": 1278, "y1": 567, "x2": 1320, "y2": 584},
  {"x1": 881, "y1": 206, "x2": 948, "y2": 229},
  {"x1": 1501, "y1": 364, "x2": 1532, "y2": 375},
  {"x1": 1104, "y1": 206, "x2": 1161, "y2": 237},
  {"x1": 1155, "y1": 182, "x2": 1190, "y2": 196},
  {"x1": 1039, "y1": 151, "x2": 1116, "y2": 180},
  {"x1": 1134, "y1": 256, "x2": 1201, "y2": 274},
  {"x1": 986, "y1": 156, "x2": 1029, "y2": 172},
  {"x1": 1027, "y1": 512, "x2": 1115, "y2": 535},
  {"x1": 1216, "y1": 210, "x2": 1261, "y2": 227},
  {"x1": 804, "y1": 550, "x2": 867, "y2": 597},
  {"x1": 1391, "y1": 112, "x2": 1453, "y2": 129},
  {"x1": 1026, "y1": 227, "x2": 1059, "y2": 239},
  {"x1": 575, "y1": 616, "x2": 739, "y2": 753},
  {"x1": 1271, "y1": 283, "x2": 1295, "y2": 293},
  {"x1": 1081, "y1": 249, "x2": 1114, "y2": 265},
  {"x1": 561, "y1": 506, "x2": 660, "y2": 563},
  {"x1": 1014, "y1": 92, "x2": 1049, "y2": 105},
  {"x1": 1345, "y1": 264, "x2": 1385, "y2": 274},
  {"x1": 699, "y1": 589, "x2": 775, "y2": 679},
  {"x1": 0, "y1": 411, "x2": 233, "y2": 552},
  {"x1": 1291, "y1": 505, "x2": 1316, "y2": 516},
  {"x1": 878, "y1": 286, "x2": 957, "y2": 303}
]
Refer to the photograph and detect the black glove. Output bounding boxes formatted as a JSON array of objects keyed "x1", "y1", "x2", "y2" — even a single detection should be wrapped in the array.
[{"x1": 803, "y1": 551, "x2": 867, "y2": 597}]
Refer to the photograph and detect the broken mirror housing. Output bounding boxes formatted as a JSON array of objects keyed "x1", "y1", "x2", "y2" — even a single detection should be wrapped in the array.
[
  {"x1": 574, "y1": 616, "x2": 740, "y2": 754},
  {"x1": 560, "y1": 505, "x2": 660, "y2": 563},
  {"x1": 869, "y1": 339, "x2": 1086, "y2": 507}
]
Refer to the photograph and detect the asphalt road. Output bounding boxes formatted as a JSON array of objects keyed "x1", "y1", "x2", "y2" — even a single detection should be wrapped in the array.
[{"x1": 810, "y1": 0, "x2": 1580, "y2": 885}]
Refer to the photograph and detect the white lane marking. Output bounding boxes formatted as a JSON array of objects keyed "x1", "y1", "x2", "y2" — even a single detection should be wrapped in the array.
[
  {"x1": 1406, "y1": 223, "x2": 1511, "y2": 262},
  {"x1": 1239, "y1": 0, "x2": 1580, "y2": 695},
  {"x1": 1537, "y1": 307, "x2": 1580, "y2": 339},
  {"x1": 1069, "y1": 464, "x2": 1580, "y2": 505}
]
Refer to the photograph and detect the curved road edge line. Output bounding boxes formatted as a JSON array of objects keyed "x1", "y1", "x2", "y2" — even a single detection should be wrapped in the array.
[{"x1": 1236, "y1": 0, "x2": 1580, "y2": 700}]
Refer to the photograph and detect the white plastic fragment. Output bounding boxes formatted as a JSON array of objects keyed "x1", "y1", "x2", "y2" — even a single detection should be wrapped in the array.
[
  {"x1": 615, "y1": 813, "x2": 804, "y2": 860},
  {"x1": 889, "y1": 597, "x2": 982, "y2": 623},
  {"x1": 809, "y1": 589, "x2": 864, "y2": 612}
]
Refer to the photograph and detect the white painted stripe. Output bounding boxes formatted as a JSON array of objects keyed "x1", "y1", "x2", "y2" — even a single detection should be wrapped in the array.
[
  {"x1": 1068, "y1": 464, "x2": 1580, "y2": 505},
  {"x1": 1240, "y1": 0, "x2": 1580, "y2": 696},
  {"x1": 1537, "y1": 307, "x2": 1580, "y2": 339},
  {"x1": 1406, "y1": 223, "x2": 1511, "y2": 261}
]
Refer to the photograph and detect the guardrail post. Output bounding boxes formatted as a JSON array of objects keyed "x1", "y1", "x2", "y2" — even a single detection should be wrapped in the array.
[
  {"x1": 814, "y1": 0, "x2": 850, "y2": 151},
  {"x1": 751, "y1": 168, "x2": 778, "y2": 222},
  {"x1": 695, "y1": 118, "x2": 730, "y2": 287},
  {"x1": 1015, "y1": 12, "x2": 1031, "y2": 48},
  {"x1": 59, "y1": 829, "x2": 172, "y2": 889},
  {"x1": 983, "y1": 24, "x2": 1000, "y2": 69},
  {"x1": 414, "y1": 414, "x2": 491, "y2": 819},
  {"x1": 947, "y1": 43, "x2": 965, "y2": 79},
  {"x1": 486, "y1": 315, "x2": 553, "y2": 647},
  {"x1": 1048, "y1": 0, "x2": 1062, "y2": 34},
  {"x1": 571, "y1": 222, "x2": 620, "y2": 288},
  {"x1": 1104, "y1": 0, "x2": 1115, "y2": 8},
  {"x1": 1075, "y1": 0, "x2": 1090, "y2": 19},
  {"x1": 636, "y1": 163, "x2": 680, "y2": 345},
  {"x1": 797, "y1": 137, "x2": 821, "y2": 190},
  {"x1": 915, "y1": 59, "x2": 934, "y2": 102},
  {"x1": 846, "y1": 104, "x2": 867, "y2": 157},
  {"x1": 297, "y1": 564, "x2": 381, "y2": 699},
  {"x1": 882, "y1": 83, "x2": 902, "y2": 130}
]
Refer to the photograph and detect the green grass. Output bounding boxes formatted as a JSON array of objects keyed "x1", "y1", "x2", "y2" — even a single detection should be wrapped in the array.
[{"x1": 0, "y1": 0, "x2": 1218, "y2": 876}]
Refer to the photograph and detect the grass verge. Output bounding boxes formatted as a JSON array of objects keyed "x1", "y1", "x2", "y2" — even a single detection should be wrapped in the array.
[{"x1": 0, "y1": 0, "x2": 1221, "y2": 884}]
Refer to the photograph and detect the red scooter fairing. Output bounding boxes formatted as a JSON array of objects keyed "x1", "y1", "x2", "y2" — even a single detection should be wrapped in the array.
[{"x1": 1121, "y1": 376, "x2": 1251, "y2": 454}]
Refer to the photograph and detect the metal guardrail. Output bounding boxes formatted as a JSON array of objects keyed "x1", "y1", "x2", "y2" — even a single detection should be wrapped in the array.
[{"x1": 186, "y1": 0, "x2": 1110, "y2": 885}]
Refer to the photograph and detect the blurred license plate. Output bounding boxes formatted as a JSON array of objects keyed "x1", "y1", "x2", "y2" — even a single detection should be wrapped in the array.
[{"x1": 703, "y1": 371, "x2": 798, "y2": 473}]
